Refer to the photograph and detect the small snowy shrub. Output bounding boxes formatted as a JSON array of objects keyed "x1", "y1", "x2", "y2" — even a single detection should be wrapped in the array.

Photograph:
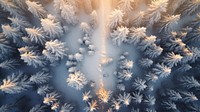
[{"x1": 66, "y1": 71, "x2": 87, "y2": 90}]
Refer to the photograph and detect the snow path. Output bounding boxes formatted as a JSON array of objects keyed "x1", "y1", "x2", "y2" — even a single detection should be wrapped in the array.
[{"x1": 82, "y1": 0, "x2": 118, "y2": 91}]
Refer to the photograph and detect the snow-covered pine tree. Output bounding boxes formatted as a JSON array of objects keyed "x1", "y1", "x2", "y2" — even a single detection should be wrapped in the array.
[
  {"x1": 190, "y1": 47, "x2": 200, "y2": 62},
  {"x1": 167, "y1": 0, "x2": 187, "y2": 14},
  {"x1": 128, "y1": 27, "x2": 146, "y2": 45},
  {"x1": 82, "y1": 91, "x2": 92, "y2": 101},
  {"x1": 145, "y1": 72, "x2": 158, "y2": 82},
  {"x1": 163, "y1": 52, "x2": 183, "y2": 67},
  {"x1": 179, "y1": 0, "x2": 200, "y2": 16},
  {"x1": 131, "y1": 11, "x2": 145, "y2": 27},
  {"x1": 139, "y1": 58, "x2": 153, "y2": 68},
  {"x1": 0, "y1": 72, "x2": 31, "y2": 94},
  {"x1": 26, "y1": 0, "x2": 46, "y2": 18},
  {"x1": 85, "y1": 100, "x2": 98, "y2": 112},
  {"x1": 144, "y1": 44, "x2": 163, "y2": 59},
  {"x1": 165, "y1": 89, "x2": 182, "y2": 101},
  {"x1": 161, "y1": 100, "x2": 177, "y2": 110},
  {"x1": 163, "y1": 35, "x2": 186, "y2": 53},
  {"x1": 181, "y1": 47, "x2": 200, "y2": 63},
  {"x1": 96, "y1": 85, "x2": 112, "y2": 103},
  {"x1": 145, "y1": 0, "x2": 169, "y2": 27},
  {"x1": 25, "y1": 27, "x2": 46, "y2": 45},
  {"x1": 2, "y1": 24, "x2": 22, "y2": 44},
  {"x1": 152, "y1": 63, "x2": 171, "y2": 78},
  {"x1": 177, "y1": 64, "x2": 192, "y2": 72},
  {"x1": 29, "y1": 71, "x2": 52, "y2": 85},
  {"x1": 118, "y1": 70, "x2": 133, "y2": 81},
  {"x1": 51, "y1": 102, "x2": 59, "y2": 110},
  {"x1": 111, "y1": 98, "x2": 121, "y2": 111},
  {"x1": 37, "y1": 85, "x2": 52, "y2": 95},
  {"x1": 159, "y1": 15, "x2": 180, "y2": 33},
  {"x1": 178, "y1": 76, "x2": 200, "y2": 89},
  {"x1": 41, "y1": 17, "x2": 63, "y2": 38},
  {"x1": 22, "y1": 36, "x2": 32, "y2": 45},
  {"x1": 111, "y1": 26, "x2": 129, "y2": 46},
  {"x1": 0, "y1": 0, "x2": 22, "y2": 17},
  {"x1": 143, "y1": 95, "x2": 156, "y2": 106},
  {"x1": 18, "y1": 46, "x2": 34, "y2": 54},
  {"x1": 132, "y1": 92, "x2": 143, "y2": 104},
  {"x1": 117, "y1": 92, "x2": 132, "y2": 106},
  {"x1": 120, "y1": 59, "x2": 134, "y2": 69},
  {"x1": 44, "y1": 39, "x2": 67, "y2": 59},
  {"x1": 66, "y1": 71, "x2": 87, "y2": 90},
  {"x1": 42, "y1": 50, "x2": 59, "y2": 63},
  {"x1": 181, "y1": 91, "x2": 198, "y2": 103},
  {"x1": 132, "y1": 78, "x2": 147, "y2": 92},
  {"x1": 8, "y1": 17, "x2": 31, "y2": 30},
  {"x1": 118, "y1": 0, "x2": 134, "y2": 13},
  {"x1": 185, "y1": 26, "x2": 200, "y2": 43},
  {"x1": 54, "y1": 0, "x2": 79, "y2": 13},
  {"x1": 138, "y1": 35, "x2": 157, "y2": 51},
  {"x1": 0, "y1": 33, "x2": 14, "y2": 59},
  {"x1": 53, "y1": 0, "x2": 65, "y2": 12},
  {"x1": 108, "y1": 9, "x2": 124, "y2": 29},
  {"x1": 0, "y1": 59, "x2": 18, "y2": 70},
  {"x1": 11, "y1": 0, "x2": 27, "y2": 11},
  {"x1": 43, "y1": 92, "x2": 60, "y2": 105},
  {"x1": 20, "y1": 51, "x2": 44, "y2": 68},
  {"x1": 61, "y1": 3, "x2": 78, "y2": 25}
]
